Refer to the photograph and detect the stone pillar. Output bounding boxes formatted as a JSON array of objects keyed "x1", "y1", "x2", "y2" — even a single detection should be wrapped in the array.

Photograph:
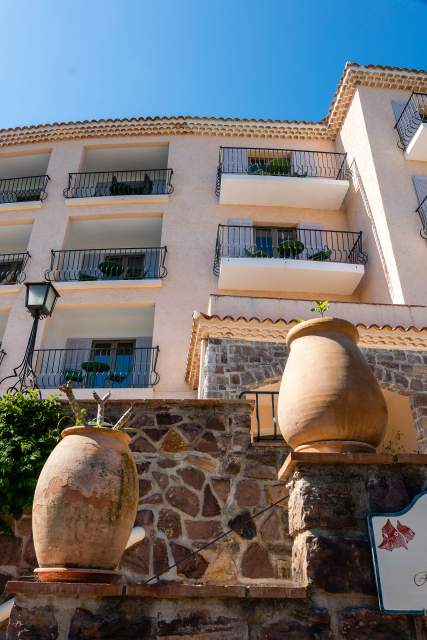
[{"x1": 282, "y1": 452, "x2": 427, "y2": 639}]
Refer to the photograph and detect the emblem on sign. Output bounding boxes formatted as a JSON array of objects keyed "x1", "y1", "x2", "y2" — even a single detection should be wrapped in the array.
[{"x1": 368, "y1": 491, "x2": 427, "y2": 614}]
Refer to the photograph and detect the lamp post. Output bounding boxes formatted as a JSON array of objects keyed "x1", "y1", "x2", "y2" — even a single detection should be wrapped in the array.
[{"x1": 0, "y1": 282, "x2": 60, "y2": 395}]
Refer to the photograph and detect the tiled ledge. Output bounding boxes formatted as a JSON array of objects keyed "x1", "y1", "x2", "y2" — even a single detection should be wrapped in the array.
[
  {"x1": 279, "y1": 451, "x2": 427, "y2": 481},
  {"x1": 6, "y1": 580, "x2": 306, "y2": 600}
]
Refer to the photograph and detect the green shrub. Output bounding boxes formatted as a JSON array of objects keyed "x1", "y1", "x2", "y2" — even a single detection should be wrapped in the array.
[
  {"x1": 0, "y1": 391, "x2": 65, "y2": 533},
  {"x1": 266, "y1": 157, "x2": 292, "y2": 176}
]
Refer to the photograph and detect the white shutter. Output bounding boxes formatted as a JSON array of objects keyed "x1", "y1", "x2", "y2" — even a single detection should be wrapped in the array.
[
  {"x1": 392, "y1": 100, "x2": 408, "y2": 123},
  {"x1": 413, "y1": 176, "x2": 427, "y2": 205},
  {"x1": 297, "y1": 223, "x2": 324, "y2": 260},
  {"x1": 222, "y1": 148, "x2": 248, "y2": 174},
  {"x1": 227, "y1": 218, "x2": 253, "y2": 257}
]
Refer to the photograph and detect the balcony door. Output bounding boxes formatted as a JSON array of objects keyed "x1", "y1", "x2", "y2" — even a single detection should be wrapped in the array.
[
  {"x1": 255, "y1": 227, "x2": 297, "y2": 257},
  {"x1": 90, "y1": 340, "x2": 135, "y2": 388},
  {"x1": 103, "y1": 253, "x2": 146, "y2": 279}
]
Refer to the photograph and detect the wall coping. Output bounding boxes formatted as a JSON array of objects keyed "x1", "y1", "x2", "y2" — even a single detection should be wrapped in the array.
[
  {"x1": 66, "y1": 398, "x2": 253, "y2": 409},
  {"x1": 278, "y1": 451, "x2": 427, "y2": 481},
  {"x1": 6, "y1": 580, "x2": 306, "y2": 600}
]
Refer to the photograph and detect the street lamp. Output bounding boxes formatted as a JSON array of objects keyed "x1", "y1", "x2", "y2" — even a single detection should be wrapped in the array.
[{"x1": 0, "y1": 282, "x2": 60, "y2": 394}]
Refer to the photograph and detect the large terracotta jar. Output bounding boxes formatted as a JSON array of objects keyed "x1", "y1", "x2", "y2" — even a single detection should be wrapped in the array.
[
  {"x1": 32, "y1": 426, "x2": 138, "y2": 582},
  {"x1": 278, "y1": 318, "x2": 387, "y2": 453}
]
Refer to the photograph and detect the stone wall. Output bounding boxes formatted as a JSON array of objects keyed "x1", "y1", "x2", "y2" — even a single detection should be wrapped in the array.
[
  {"x1": 6, "y1": 456, "x2": 427, "y2": 639},
  {"x1": 119, "y1": 399, "x2": 291, "y2": 585},
  {"x1": 0, "y1": 400, "x2": 291, "y2": 599},
  {"x1": 200, "y1": 338, "x2": 427, "y2": 447}
]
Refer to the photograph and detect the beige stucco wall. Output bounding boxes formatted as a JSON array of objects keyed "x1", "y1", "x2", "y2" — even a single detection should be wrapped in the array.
[
  {"x1": 338, "y1": 86, "x2": 427, "y2": 306},
  {"x1": 0, "y1": 104, "x2": 425, "y2": 397}
]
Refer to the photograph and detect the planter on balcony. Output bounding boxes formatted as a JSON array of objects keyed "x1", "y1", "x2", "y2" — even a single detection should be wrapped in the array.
[
  {"x1": 278, "y1": 317, "x2": 387, "y2": 453},
  {"x1": 81, "y1": 360, "x2": 110, "y2": 373},
  {"x1": 32, "y1": 425, "x2": 138, "y2": 582}
]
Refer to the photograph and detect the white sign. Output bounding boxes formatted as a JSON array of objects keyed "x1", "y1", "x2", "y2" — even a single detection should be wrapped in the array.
[{"x1": 368, "y1": 491, "x2": 427, "y2": 614}]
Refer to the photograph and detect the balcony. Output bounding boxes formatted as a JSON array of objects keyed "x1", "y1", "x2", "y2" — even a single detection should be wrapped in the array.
[
  {"x1": 45, "y1": 247, "x2": 167, "y2": 283},
  {"x1": 216, "y1": 147, "x2": 349, "y2": 209},
  {"x1": 34, "y1": 343, "x2": 159, "y2": 389},
  {"x1": 0, "y1": 252, "x2": 30, "y2": 285},
  {"x1": 395, "y1": 93, "x2": 427, "y2": 160},
  {"x1": 417, "y1": 197, "x2": 427, "y2": 239},
  {"x1": 64, "y1": 169, "x2": 173, "y2": 203},
  {"x1": 214, "y1": 225, "x2": 366, "y2": 295},
  {"x1": 0, "y1": 175, "x2": 49, "y2": 205}
]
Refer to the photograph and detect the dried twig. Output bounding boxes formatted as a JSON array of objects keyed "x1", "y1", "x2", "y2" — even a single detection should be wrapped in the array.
[
  {"x1": 92, "y1": 391, "x2": 111, "y2": 425},
  {"x1": 59, "y1": 381, "x2": 86, "y2": 425},
  {"x1": 113, "y1": 404, "x2": 135, "y2": 431}
]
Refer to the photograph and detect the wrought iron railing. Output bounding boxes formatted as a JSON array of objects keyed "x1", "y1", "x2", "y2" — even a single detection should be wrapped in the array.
[
  {"x1": 0, "y1": 349, "x2": 6, "y2": 368},
  {"x1": 395, "y1": 93, "x2": 427, "y2": 150},
  {"x1": 64, "y1": 169, "x2": 174, "y2": 199},
  {"x1": 0, "y1": 175, "x2": 50, "y2": 204},
  {"x1": 239, "y1": 390, "x2": 283, "y2": 441},
  {"x1": 417, "y1": 196, "x2": 427, "y2": 240},
  {"x1": 45, "y1": 247, "x2": 168, "y2": 282},
  {"x1": 33, "y1": 345, "x2": 160, "y2": 389},
  {"x1": 0, "y1": 252, "x2": 30, "y2": 284},
  {"x1": 214, "y1": 225, "x2": 367, "y2": 275},
  {"x1": 216, "y1": 147, "x2": 349, "y2": 195}
]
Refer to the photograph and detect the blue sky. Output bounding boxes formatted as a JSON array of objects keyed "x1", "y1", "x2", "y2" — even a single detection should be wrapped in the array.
[{"x1": 1, "y1": 0, "x2": 427, "y2": 128}]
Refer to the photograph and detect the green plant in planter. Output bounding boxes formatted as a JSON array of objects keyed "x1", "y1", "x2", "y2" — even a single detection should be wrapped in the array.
[
  {"x1": 244, "y1": 247, "x2": 268, "y2": 258},
  {"x1": 278, "y1": 239, "x2": 304, "y2": 258},
  {"x1": 311, "y1": 300, "x2": 330, "y2": 317},
  {"x1": 0, "y1": 391, "x2": 66, "y2": 534},
  {"x1": 81, "y1": 360, "x2": 110, "y2": 373},
  {"x1": 99, "y1": 261, "x2": 124, "y2": 278},
  {"x1": 266, "y1": 157, "x2": 292, "y2": 176}
]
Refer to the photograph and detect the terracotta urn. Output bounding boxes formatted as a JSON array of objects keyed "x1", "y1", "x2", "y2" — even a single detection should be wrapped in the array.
[
  {"x1": 278, "y1": 317, "x2": 387, "y2": 453},
  {"x1": 32, "y1": 426, "x2": 138, "y2": 583}
]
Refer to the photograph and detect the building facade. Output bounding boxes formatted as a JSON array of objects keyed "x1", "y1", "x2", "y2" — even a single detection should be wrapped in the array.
[{"x1": 1, "y1": 62, "x2": 427, "y2": 447}]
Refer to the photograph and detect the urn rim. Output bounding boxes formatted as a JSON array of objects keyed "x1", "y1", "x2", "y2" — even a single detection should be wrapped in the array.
[
  {"x1": 61, "y1": 425, "x2": 131, "y2": 445},
  {"x1": 286, "y1": 316, "x2": 359, "y2": 348}
]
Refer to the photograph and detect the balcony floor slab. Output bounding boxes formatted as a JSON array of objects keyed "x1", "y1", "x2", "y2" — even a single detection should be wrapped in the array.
[
  {"x1": 65, "y1": 194, "x2": 169, "y2": 207},
  {"x1": 54, "y1": 279, "x2": 162, "y2": 292},
  {"x1": 404, "y1": 123, "x2": 427, "y2": 161},
  {"x1": 219, "y1": 174, "x2": 349, "y2": 209},
  {"x1": 218, "y1": 257, "x2": 364, "y2": 295}
]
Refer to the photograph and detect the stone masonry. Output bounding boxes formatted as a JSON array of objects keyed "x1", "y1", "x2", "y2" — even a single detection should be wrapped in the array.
[
  {"x1": 6, "y1": 455, "x2": 427, "y2": 638},
  {"x1": 200, "y1": 338, "x2": 427, "y2": 448}
]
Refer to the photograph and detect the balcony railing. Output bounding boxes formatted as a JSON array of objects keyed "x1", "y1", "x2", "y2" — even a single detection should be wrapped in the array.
[
  {"x1": 395, "y1": 93, "x2": 427, "y2": 150},
  {"x1": 45, "y1": 247, "x2": 168, "y2": 282},
  {"x1": 214, "y1": 225, "x2": 367, "y2": 275},
  {"x1": 0, "y1": 349, "x2": 6, "y2": 368},
  {"x1": 417, "y1": 196, "x2": 427, "y2": 240},
  {"x1": 216, "y1": 147, "x2": 349, "y2": 195},
  {"x1": 33, "y1": 345, "x2": 160, "y2": 389},
  {"x1": 0, "y1": 252, "x2": 30, "y2": 284},
  {"x1": 64, "y1": 169, "x2": 174, "y2": 199},
  {"x1": 0, "y1": 175, "x2": 50, "y2": 204},
  {"x1": 239, "y1": 390, "x2": 283, "y2": 442}
]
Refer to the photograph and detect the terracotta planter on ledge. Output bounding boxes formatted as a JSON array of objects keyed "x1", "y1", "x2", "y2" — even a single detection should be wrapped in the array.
[
  {"x1": 278, "y1": 317, "x2": 387, "y2": 453},
  {"x1": 32, "y1": 426, "x2": 138, "y2": 583}
]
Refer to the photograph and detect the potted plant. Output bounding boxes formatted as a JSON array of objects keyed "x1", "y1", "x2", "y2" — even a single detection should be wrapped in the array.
[
  {"x1": 244, "y1": 247, "x2": 269, "y2": 258},
  {"x1": 32, "y1": 384, "x2": 138, "y2": 583},
  {"x1": 277, "y1": 301, "x2": 388, "y2": 453},
  {"x1": 81, "y1": 360, "x2": 110, "y2": 374},
  {"x1": 277, "y1": 239, "x2": 304, "y2": 258},
  {"x1": 266, "y1": 156, "x2": 292, "y2": 176}
]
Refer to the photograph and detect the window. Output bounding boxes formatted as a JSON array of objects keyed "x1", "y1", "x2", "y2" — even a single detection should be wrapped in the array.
[
  {"x1": 254, "y1": 227, "x2": 298, "y2": 257},
  {"x1": 89, "y1": 340, "x2": 135, "y2": 388},
  {"x1": 103, "y1": 254, "x2": 146, "y2": 279}
]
